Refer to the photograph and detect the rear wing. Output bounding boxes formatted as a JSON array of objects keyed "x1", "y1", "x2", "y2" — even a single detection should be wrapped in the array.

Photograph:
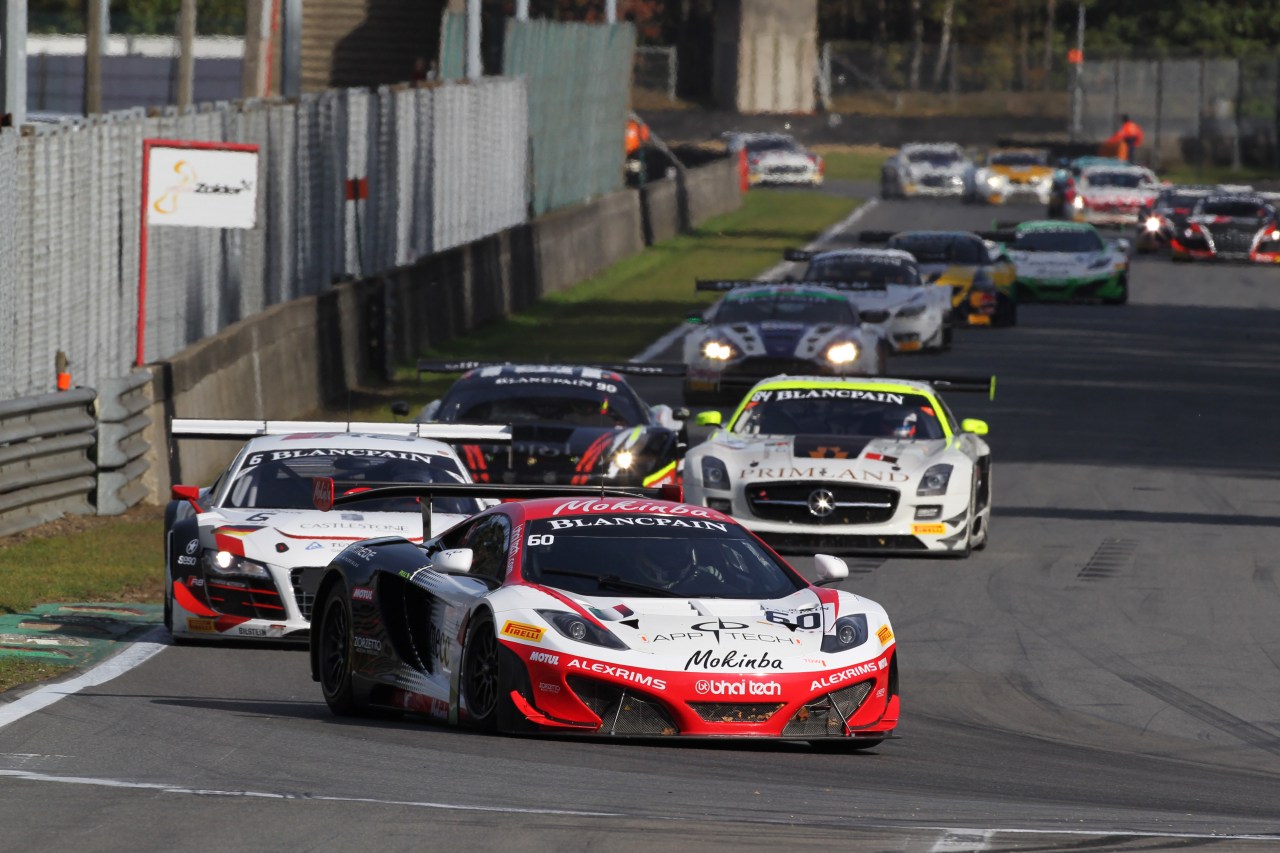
[
  {"x1": 697, "y1": 279, "x2": 887, "y2": 293},
  {"x1": 169, "y1": 418, "x2": 513, "y2": 444},
  {"x1": 892, "y1": 374, "x2": 997, "y2": 400},
  {"x1": 317, "y1": 481, "x2": 683, "y2": 539},
  {"x1": 416, "y1": 359, "x2": 686, "y2": 378}
]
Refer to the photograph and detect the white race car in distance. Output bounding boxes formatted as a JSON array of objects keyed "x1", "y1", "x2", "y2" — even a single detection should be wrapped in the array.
[
  {"x1": 881, "y1": 142, "x2": 970, "y2": 198},
  {"x1": 788, "y1": 247, "x2": 955, "y2": 353},
  {"x1": 725, "y1": 132, "x2": 824, "y2": 187},
  {"x1": 164, "y1": 420, "x2": 506, "y2": 643},
  {"x1": 684, "y1": 375, "x2": 993, "y2": 556},
  {"x1": 1070, "y1": 165, "x2": 1161, "y2": 227}
]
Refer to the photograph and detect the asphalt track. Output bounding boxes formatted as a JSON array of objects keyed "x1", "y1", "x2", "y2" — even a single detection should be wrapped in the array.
[{"x1": 3, "y1": 184, "x2": 1279, "y2": 851}]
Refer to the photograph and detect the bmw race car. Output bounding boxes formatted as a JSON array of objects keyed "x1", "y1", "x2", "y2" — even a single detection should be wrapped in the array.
[
  {"x1": 1135, "y1": 185, "x2": 1221, "y2": 253},
  {"x1": 683, "y1": 375, "x2": 993, "y2": 556},
  {"x1": 309, "y1": 486, "x2": 899, "y2": 745},
  {"x1": 880, "y1": 142, "x2": 970, "y2": 198},
  {"x1": 416, "y1": 362, "x2": 686, "y2": 488},
  {"x1": 1068, "y1": 165, "x2": 1161, "y2": 227},
  {"x1": 725, "y1": 132, "x2": 824, "y2": 187},
  {"x1": 1047, "y1": 155, "x2": 1131, "y2": 219},
  {"x1": 683, "y1": 281, "x2": 887, "y2": 405},
  {"x1": 1169, "y1": 193, "x2": 1280, "y2": 263},
  {"x1": 164, "y1": 420, "x2": 504, "y2": 643},
  {"x1": 788, "y1": 247, "x2": 955, "y2": 353},
  {"x1": 1001, "y1": 220, "x2": 1130, "y2": 304},
  {"x1": 963, "y1": 148, "x2": 1054, "y2": 205},
  {"x1": 861, "y1": 229, "x2": 1018, "y2": 327}
]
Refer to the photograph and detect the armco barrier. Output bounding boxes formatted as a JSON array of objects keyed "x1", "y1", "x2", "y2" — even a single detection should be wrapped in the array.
[
  {"x1": 95, "y1": 371, "x2": 153, "y2": 516},
  {"x1": 0, "y1": 388, "x2": 97, "y2": 536}
]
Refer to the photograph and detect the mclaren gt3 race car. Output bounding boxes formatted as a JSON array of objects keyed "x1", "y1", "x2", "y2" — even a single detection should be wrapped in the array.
[
  {"x1": 1001, "y1": 220, "x2": 1129, "y2": 304},
  {"x1": 1068, "y1": 165, "x2": 1160, "y2": 227},
  {"x1": 310, "y1": 487, "x2": 899, "y2": 745},
  {"x1": 416, "y1": 362, "x2": 686, "y2": 488},
  {"x1": 1170, "y1": 193, "x2": 1280, "y2": 263},
  {"x1": 726, "y1": 132, "x2": 824, "y2": 187},
  {"x1": 683, "y1": 281, "x2": 887, "y2": 405},
  {"x1": 164, "y1": 420, "x2": 504, "y2": 643},
  {"x1": 789, "y1": 248, "x2": 955, "y2": 353},
  {"x1": 880, "y1": 142, "x2": 970, "y2": 198},
  {"x1": 964, "y1": 148, "x2": 1053, "y2": 205},
  {"x1": 682, "y1": 375, "x2": 993, "y2": 556},
  {"x1": 861, "y1": 229, "x2": 1018, "y2": 327}
]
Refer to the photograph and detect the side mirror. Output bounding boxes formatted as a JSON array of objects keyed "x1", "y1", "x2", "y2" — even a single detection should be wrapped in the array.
[
  {"x1": 1115, "y1": 238, "x2": 1131, "y2": 253},
  {"x1": 695, "y1": 410, "x2": 722, "y2": 427},
  {"x1": 813, "y1": 553, "x2": 850, "y2": 585},
  {"x1": 673, "y1": 407, "x2": 691, "y2": 421},
  {"x1": 433, "y1": 548, "x2": 474, "y2": 573},
  {"x1": 685, "y1": 312, "x2": 706, "y2": 325},
  {"x1": 390, "y1": 400, "x2": 410, "y2": 418},
  {"x1": 171, "y1": 484, "x2": 200, "y2": 501},
  {"x1": 960, "y1": 418, "x2": 989, "y2": 435}
]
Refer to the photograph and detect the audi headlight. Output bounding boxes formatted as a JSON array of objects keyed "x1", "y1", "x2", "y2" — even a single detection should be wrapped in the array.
[
  {"x1": 897, "y1": 302, "x2": 927, "y2": 318},
  {"x1": 825, "y1": 341, "x2": 859, "y2": 364},
  {"x1": 1144, "y1": 216, "x2": 1161, "y2": 233},
  {"x1": 1072, "y1": 195, "x2": 1086, "y2": 210},
  {"x1": 203, "y1": 550, "x2": 270, "y2": 579},
  {"x1": 537, "y1": 610, "x2": 627, "y2": 650},
  {"x1": 917, "y1": 463, "x2": 954, "y2": 497},
  {"x1": 701, "y1": 456, "x2": 731, "y2": 490},
  {"x1": 702, "y1": 340, "x2": 734, "y2": 360},
  {"x1": 820, "y1": 614, "x2": 869, "y2": 653}
]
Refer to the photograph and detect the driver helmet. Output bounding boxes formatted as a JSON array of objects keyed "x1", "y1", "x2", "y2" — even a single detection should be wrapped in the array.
[
  {"x1": 635, "y1": 539, "x2": 691, "y2": 588},
  {"x1": 889, "y1": 411, "x2": 918, "y2": 440}
]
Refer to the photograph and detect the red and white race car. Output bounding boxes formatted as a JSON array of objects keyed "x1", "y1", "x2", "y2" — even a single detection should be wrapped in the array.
[
  {"x1": 1169, "y1": 193, "x2": 1280, "y2": 263},
  {"x1": 1069, "y1": 165, "x2": 1160, "y2": 227},
  {"x1": 309, "y1": 488, "x2": 899, "y2": 746}
]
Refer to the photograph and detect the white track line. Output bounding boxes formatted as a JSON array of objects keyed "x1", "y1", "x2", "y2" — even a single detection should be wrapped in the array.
[
  {"x1": 632, "y1": 197, "x2": 881, "y2": 363},
  {"x1": 0, "y1": 627, "x2": 169, "y2": 731},
  {"x1": 929, "y1": 829, "x2": 993, "y2": 852}
]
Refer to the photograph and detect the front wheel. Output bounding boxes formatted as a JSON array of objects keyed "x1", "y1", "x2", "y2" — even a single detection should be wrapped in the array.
[
  {"x1": 461, "y1": 612, "x2": 501, "y2": 730},
  {"x1": 317, "y1": 584, "x2": 360, "y2": 716}
]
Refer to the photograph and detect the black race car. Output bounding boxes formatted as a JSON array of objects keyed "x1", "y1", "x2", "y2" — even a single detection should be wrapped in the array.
[
  {"x1": 416, "y1": 361, "x2": 687, "y2": 488},
  {"x1": 1135, "y1": 185, "x2": 1218, "y2": 253},
  {"x1": 1170, "y1": 194, "x2": 1280, "y2": 263}
]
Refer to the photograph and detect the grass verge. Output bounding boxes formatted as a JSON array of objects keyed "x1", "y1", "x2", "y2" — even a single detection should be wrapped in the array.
[
  {"x1": 0, "y1": 188, "x2": 857, "y2": 693},
  {"x1": 813, "y1": 145, "x2": 893, "y2": 184}
]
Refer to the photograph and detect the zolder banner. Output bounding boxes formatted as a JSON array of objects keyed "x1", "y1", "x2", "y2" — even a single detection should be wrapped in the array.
[{"x1": 145, "y1": 143, "x2": 259, "y2": 229}]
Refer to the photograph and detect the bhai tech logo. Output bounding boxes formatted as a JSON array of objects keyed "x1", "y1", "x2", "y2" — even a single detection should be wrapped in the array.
[{"x1": 694, "y1": 679, "x2": 782, "y2": 697}]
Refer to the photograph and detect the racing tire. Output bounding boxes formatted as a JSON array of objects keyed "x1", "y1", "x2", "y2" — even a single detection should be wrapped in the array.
[
  {"x1": 317, "y1": 584, "x2": 361, "y2": 716},
  {"x1": 1103, "y1": 274, "x2": 1129, "y2": 306},
  {"x1": 461, "y1": 612, "x2": 502, "y2": 731}
]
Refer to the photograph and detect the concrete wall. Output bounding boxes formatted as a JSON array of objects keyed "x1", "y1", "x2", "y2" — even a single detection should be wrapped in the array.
[
  {"x1": 713, "y1": 0, "x2": 818, "y2": 114},
  {"x1": 144, "y1": 158, "x2": 742, "y2": 493}
]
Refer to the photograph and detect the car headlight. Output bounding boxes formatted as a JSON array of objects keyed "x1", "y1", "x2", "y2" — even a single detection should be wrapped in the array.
[
  {"x1": 202, "y1": 550, "x2": 270, "y2": 579},
  {"x1": 984, "y1": 174, "x2": 1006, "y2": 188},
  {"x1": 702, "y1": 340, "x2": 734, "y2": 360},
  {"x1": 820, "y1": 614, "x2": 869, "y2": 653},
  {"x1": 613, "y1": 449, "x2": 634, "y2": 470},
  {"x1": 1144, "y1": 216, "x2": 1161, "y2": 233},
  {"x1": 1072, "y1": 195, "x2": 1086, "y2": 210},
  {"x1": 1088, "y1": 255, "x2": 1111, "y2": 269},
  {"x1": 860, "y1": 309, "x2": 890, "y2": 324},
  {"x1": 916, "y1": 463, "x2": 954, "y2": 497},
  {"x1": 897, "y1": 302, "x2": 927, "y2": 318},
  {"x1": 537, "y1": 610, "x2": 627, "y2": 650},
  {"x1": 825, "y1": 341, "x2": 859, "y2": 364},
  {"x1": 701, "y1": 456, "x2": 731, "y2": 490}
]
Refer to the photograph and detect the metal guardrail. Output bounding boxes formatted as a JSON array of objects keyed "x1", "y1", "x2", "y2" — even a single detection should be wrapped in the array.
[{"x1": 0, "y1": 371, "x2": 153, "y2": 537}]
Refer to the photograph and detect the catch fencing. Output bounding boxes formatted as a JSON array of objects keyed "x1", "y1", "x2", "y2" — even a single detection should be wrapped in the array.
[
  {"x1": 0, "y1": 77, "x2": 528, "y2": 401},
  {"x1": 1078, "y1": 56, "x2": 1280, "y2": 169}
]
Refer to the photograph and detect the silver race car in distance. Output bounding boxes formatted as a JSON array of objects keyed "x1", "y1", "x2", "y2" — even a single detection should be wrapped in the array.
[
  {"x1": 683, "y1": 375, "x2": 994, "y2": 556},
  {"x1": 881, "y1": 142, "x2": 970, "y2": 198}
]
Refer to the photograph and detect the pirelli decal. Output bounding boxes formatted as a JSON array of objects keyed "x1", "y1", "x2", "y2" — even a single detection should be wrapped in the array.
[
  {"x1": 501, "y1": 620, "x2": 545, "y2": 642},
  {"x1": 912, "y1": 523, "x2": 946, "y2": 535},
  {"x1": 877, "y1": 625, "x2": 895, "y2": 646}
]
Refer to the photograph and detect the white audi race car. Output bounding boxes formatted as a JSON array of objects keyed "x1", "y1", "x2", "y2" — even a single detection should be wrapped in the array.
[
  {"x1": 683, "y1": 281, "x2": 888, "y2": 404},
  {"x1": 725, "y1": 132, "x2": 824, "y2": 187},
  {"x1": 787, "y1": 247, "x2": 954, "y2": 353},
  {"x1": 1070, "y1": 164, "x2": 1161, "y2": 227},
  {"x1": 881, "y1": 142, "x2": 970, "y2": 198},
  {"x1": 683, "y1": 375, "x2": 993, "y2": 556},
  {"x1": 164, "y1": 420, "x2": 508, "y2": 643},
  {"x1": 310, "y1": 487, "x2": 899, "y2": 745}
]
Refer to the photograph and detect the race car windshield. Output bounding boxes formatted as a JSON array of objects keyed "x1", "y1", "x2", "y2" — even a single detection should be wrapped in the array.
[
  {"x1": 521, "y1": 519, "x2": 804, "y2": 599},
  {"x1": 1012, "y1": 230, "x2": 1103, "y2": 253},
  {"x1": 1199, "y1": 199, "x2": 1271, "y2": 219},
  {"x1": 223, "y1": 449, "x2": 482, "y2": 514},
  {"x1": 906, "y1": 150, "x2": 960, "y2": 165},
  {"x1": 990, "y1": 152, "x2": 1045, "y2": 167},
  {"x1": 889, "y1": 236, "x2": 986, "y2": 265},
  {"x1": 745, "y1": 138, "x2": 796, "y2": 153},
  {"x1": 804, "y1": 258, "x2": 921, "y2": 286},
  {"x1": 714, "y1": 292, "x2": 856, "y2": 324},
  {"x1": 732, "y1": 392, "x2": 946, "y2": 440},
  {"x1": 1084, "y1": 171, "x2": 1147, "y2": 188},
  {"x1": 439, "y1": 383, "x2": 646, "y2": 427}
]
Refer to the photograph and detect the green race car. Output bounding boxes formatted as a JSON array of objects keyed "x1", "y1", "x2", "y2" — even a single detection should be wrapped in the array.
[{"x1": 1001, "y1": 220, "x2": 1129, "y2": 305}]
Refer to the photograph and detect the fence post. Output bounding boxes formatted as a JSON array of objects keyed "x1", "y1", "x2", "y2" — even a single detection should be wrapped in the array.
[
  {"x1": 1198, "y1": 57, "x2": 1206, "y2": 175},
  {"x1": 818, "y1": 42, "x2": 832, "y2": 110},
  {"x1": 1232, "y1": 57, "x2": 1242, "y2": 171},
  {"x1": 667, "y1": 45, "x2": 677, "y2": 103},
  {"x1": 1154, "y1": 58, "x2": 1163, "y2": 170}
]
